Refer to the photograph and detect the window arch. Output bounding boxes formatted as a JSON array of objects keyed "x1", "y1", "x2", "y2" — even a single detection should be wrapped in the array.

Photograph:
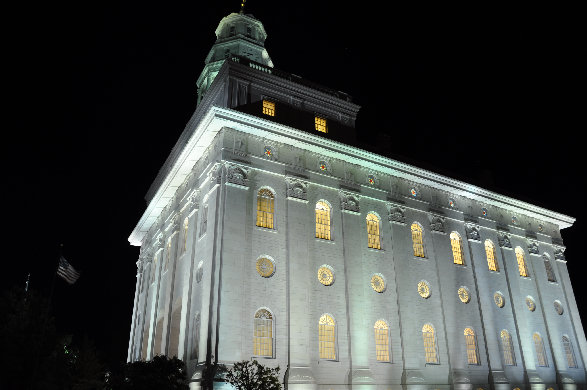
[
  {"x1": 533, "y1": 333, "x2": 548, "y2": 367},
  {"x1": 515, "y1": 247, "x2": 529, "y2": 277},
  {"x1": 543, "y1": 254, "x2": 556, "y2": 282},
  {"x1": 562, "y1": 335, "x2": 578, "y2": 368},
  {"x1": 500, "y1": 330, "x2": 516, "y2": 365},
  {"x1": 367, "y1": 213, "x2": 381, "y2": 249},
  {"x1": 374, "y1": 320, "x2": 390, "y2": 362},
  {"x1": 316, "y1": 201, "x2": 331, "y2": 240},
  {"x1": 422, "y1": 323, "x2": 438, "y2": 363},
  {"x1": 411, "y1": 223, "x2": 425, "y2": 258},
  {"x1": 254, "y1": 309, "x2": 273, "y2": 357},
  {"x1": 256, "y1": 188, "x2": 275, "y2": 229},
  {"x1": 485, "y1": 240, "x2": 499, "y2": 271},
  {"x1": 464, "y1": 328, "x2": 479, "y2": 365},
  {"x1": 450, "y1": 232, "x2": 465, "y2": 265},
  {"x1": 319, "y1": 314, "x2": 336, "y2": 360}
]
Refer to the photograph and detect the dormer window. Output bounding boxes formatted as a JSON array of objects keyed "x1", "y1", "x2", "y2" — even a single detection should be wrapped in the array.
[
  {"x1": 315, "y1": 116, "x2": 328, "y2": 133},
  {"x1": 229, "y1": 26, "x2": 236, "y2": 36},
  {"x1": 246, "y1": 26, "x2": 252, "y2": 37},
  {"x1": 262, "y1": 100, "x2": 275, "y2": 117}
]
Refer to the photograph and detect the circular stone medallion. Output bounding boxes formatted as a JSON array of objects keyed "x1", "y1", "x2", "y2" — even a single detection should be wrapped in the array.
[
  {"x1": 371, "y1": 274, "x2": 386, "y2": 293},
  {"x1": 318, "y1": 266, "x2": 334, "y2": 286},
  {"x1": 418, "y1": 281, "x2": 431, "y2": 299},
  {"x1": 494, "y1": 292, "x2": 505, "y2": 308},
  {"x1": 458, "y1": 287, "x2": 470, "y2": 303},
  {"x1": 256, "y1": 257, "x2": 275, "y2": 278}
]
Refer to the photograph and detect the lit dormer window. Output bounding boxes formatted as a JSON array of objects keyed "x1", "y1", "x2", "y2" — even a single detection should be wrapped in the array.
[
  {"x1": 315, "y1": 116, "x2": 328, "y2": 133},
  {"x1": 262, "y1": 100, "x2": 275, "y2": 116}
]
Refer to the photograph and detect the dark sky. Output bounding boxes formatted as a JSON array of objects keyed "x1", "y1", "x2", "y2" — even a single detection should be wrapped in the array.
[{"x1": 4, "y1": 1, "x2": 584, "y2": 366}]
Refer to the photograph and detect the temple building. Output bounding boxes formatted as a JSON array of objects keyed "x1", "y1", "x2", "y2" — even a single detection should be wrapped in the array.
[{"x1": 126, "y1": 9, "x2": 586, "y2": 390}]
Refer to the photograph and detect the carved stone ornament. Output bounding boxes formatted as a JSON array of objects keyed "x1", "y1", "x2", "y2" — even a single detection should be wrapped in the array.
[
  {"x1": 339, "y1": 190, "x2": 360, "y2": 213},
  {"x1": 155, "y1": 234, "x2": 165, "y2": 250},
  {"x1": 498, "y1": 232, "x2": 512, "y2": 248},
  {"x1": 208, "y1": 162, "x2": 223, "y2": 184},
  {"x1": 429, "y1": 214, "x2": 446, "y2": 234},
  {"x1": 554, "y1": 246, "x2": 566, "y2": 261},
  {"x1": 285, "y1": 177, "x2": 308, "y2": 201},
  {"x1": 226, "y1": 163, "x2": 249, "y2": 187},
  {"x1": 527, "y1": 240, "x2": 539, "y2": 255},
  {"x1": 188, "y1": 190, "x2": 199, "y2": 210},
  {"x1": 171, "y1": 213, "x2": 181, "y2": 232},
  {"x1": 136, "y1": 259, "x2": 144, "y2": 274},
  {"x1": 465, "y1": 222, "x2": 481, "y2": 241},
  {"x1": 388, "y1": 203, "x2": 406, "y2": 224}
]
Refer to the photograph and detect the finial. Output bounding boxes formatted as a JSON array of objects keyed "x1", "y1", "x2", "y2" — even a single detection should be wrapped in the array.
[{"x1": 240, "y1": 0, "x2": 246, "y2": 14}]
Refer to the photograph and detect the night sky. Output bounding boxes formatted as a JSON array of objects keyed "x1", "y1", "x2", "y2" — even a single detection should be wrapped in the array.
[{"x1": 4, "y1": 1, "x2": 584, "y2": 367}]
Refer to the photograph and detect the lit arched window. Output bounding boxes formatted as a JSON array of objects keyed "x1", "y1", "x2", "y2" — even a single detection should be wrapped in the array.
[
  {"x1": 485, "y1": 240, "x2": 499, "y2": 271},
  {"x1": 254, "y1": 309, "x2": 273, "y2": 357},
  {"x1": 183, "y1": 217, "x2": 189, "y2": 253},
  {"x1": 450, "y1": 232, "x2": 465, "y2": 265},
  {"x1": 256, "y1": 189, "x2": 275, "y2": 229},
  {"x1": 316, "y1": 201, "x2": 331, "y2": 240},
  {"x1": 515, "y1": 247, "x2": 529, "y2": 277},
  {"x1": 367, "y1": 213, "x2": 381, "y2": 249},
  {"x1": 319, "y1": 314, "x2": 336, "y2": 360},
  {"x1": 464, "y1": 328, "x2": 479, "y2": 365},
  {"x1": 374, "y1": 320, "x2": 390, "y2": 362},
  {"x1": 543, "y1": 255, "x2": 556, "y2": 282},
  {"x1": 422, "y1": 323, "x2": 438, "y2": 363},
  {"x1": 500, "y1": 330, "x2": 516, "y2": 365},
  {"x1": 562, "y1": 336, "x2": 578, "y2": 368},
  {"x1": 411, "y1": 223, "x2": 425, "y2": 258},
  {"x1": 533, "y1": 333, "x2": 548, "y2": 367}
]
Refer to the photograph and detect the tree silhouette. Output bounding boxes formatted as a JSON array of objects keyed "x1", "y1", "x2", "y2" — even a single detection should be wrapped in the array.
[{"x1": 225, "y1": 360, "x2": 281, "y2": 390}]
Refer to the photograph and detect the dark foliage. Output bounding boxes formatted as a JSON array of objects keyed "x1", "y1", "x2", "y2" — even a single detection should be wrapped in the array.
[
  {"x1": 104, "y1": 355, "x2": 188, "y2": 390},
  {"x1": 226, "y1": 360, "x2": 281, "y2": 390}
]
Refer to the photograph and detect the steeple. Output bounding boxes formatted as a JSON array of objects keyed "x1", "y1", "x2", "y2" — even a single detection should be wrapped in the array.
[{"x1": 196, "y1": 11, "x2": 273, "y2": 103}]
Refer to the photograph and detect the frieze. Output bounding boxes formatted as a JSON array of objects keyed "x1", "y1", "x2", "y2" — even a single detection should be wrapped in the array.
[
  {"x1": 429, "y1": 214, "x2": 446, "y2": 234},
  {"x1": 188, "y1": 190, "x2": 200, "y2": 211},
  {"x1": 465, "y1": 222, "x2": 481, "y2": 241},
  {"x1": 339, "y1": 190, "x2": 360, "y2": 213},
  {"x1": 527, "y1": 240, "x2": 539, "y2": 255},
  {"x1": 226, "y1": 163, "x2": 249, "y2": 187},
  {"x1": 498, "y1": 232, "x2": 512, "y2": 249},
  {"x1": 554, "y1": 246, "x2": 566, "y2": 261},
  {"x1": 285, "y1": 176, "x2": 308, "y2": 202},
  {"x1": 387, "y1": 203, "x2": 406, "y2": 225}
]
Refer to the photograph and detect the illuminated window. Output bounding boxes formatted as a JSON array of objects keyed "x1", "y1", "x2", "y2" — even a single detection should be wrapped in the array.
[
  {"x1": 543, "y1": 255, "x2": 556, "y2": 282},
  {"x1": 411, "y1": 223, "x2": 425, "y2": 258},
  {"x1": 183, "y1": 217, "x2": 189, "y2": 253},
  {"x1": 315, "y1": 116, "x2": 328, "y2": 133},
  {"x1": 485, "y1": 240, "x2": 499, "y2": 271},
  {"x1": 262, "y1": 100, "x2": 275, "y2": 116},
  {"x1": 367, "y1": 213, "x2": 381, "y2": 249},
  {"x1": 374, "y1": 320, "x2": 390, "y2": 362},
  {"x1": 464, "y1": 328, "x2": 479, "y2": 365},
  {"x1": 316, "y1": 201, "x2": 331, "y2": 240},
  {"x1": 562, "y1": 336, "x2": 578, "y2": 368},
  {"x1": 500, "y1": 330, "x2": 516, "y2": 365},
  {"x1": 422, "y1": 323, "x2": 438, "y2": 364},
  {"x1": 515, "y1": 247, "x2": 529, "y2": 277},
  {"x1": 319, "y1": 314, "x2": 336, "y2": 360},
  {"x1": 533, "y1": 333, "x2": 548, "y2": 367},
  {"x1": 254, "y1": 309, "x2": 273, "y2": 357},
  {"x1": 450, "y1": 232, "x2": 465, "y2": 265},
  {"x1": 256, "y1": 189, "x2": 275, "y2": 229}
]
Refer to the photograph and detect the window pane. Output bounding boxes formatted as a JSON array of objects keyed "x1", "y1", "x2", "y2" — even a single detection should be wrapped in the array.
[
  {"x1": 319, "y1": 314, "x2": 336, "y2": 360},
  {"x1": 262, "y1": 100, "x2": 275, "y2": 116},
  {"x1": 450, "y1": 232, "x2": 464, "y2": 265},
  {"x1": 315, "y1": 116, "x2": 328, "y2": 133},
  {"x1": 485, "y1": 240, "x2": 499, "y2": 271},
  {"x1": 422, "y1": 324, "x2": 438, "y2": 363},
  {"x1": 515, "y1": 247, "x2": 528, "y2": 277},
  {"x1": 256, "y1": 189, "x2": 274, "y2": 229},
  {"x1": 533, "y1": 333, "x2": 548, "y2": 367},
  {"x1": 411, "y1": 223, "x2": 425, "y2": 258},
  {"x1": 501, "y1": 330, "x2": 515, "y2": 365},
  {"x1": 464, "y1": 328, "x2": 479, "y2": 365},
  {"x1": 367, "y1": 213, "x2": 381, "y2": 249},
  {"x1": 254, "y1": 309, "x2": 273, "y2": 357},
  {"x1": 316, "y1": 202, "x2": 331, "y2": 240},
  {"x1": 374, "y1": 320, "x2": 390, "y2": 362}
]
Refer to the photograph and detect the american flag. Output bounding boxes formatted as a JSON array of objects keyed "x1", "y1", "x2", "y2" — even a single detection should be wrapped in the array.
[{"x1": 57, "y1": 256, "x2": 80, "y2": 284}]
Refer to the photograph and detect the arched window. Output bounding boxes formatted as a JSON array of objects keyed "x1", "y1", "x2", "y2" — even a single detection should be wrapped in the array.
[
  {"x1": 464, "y1": 328, "x2": 479, "y2": 365},
  {"x1": 411, "y1": 223, "x2": 425, "y2": 258},
  {"x1": 485, "y1": 240, "x2": 499, "y2": 271},
  {"x1": 374, "y1": 320, "x2": 390, "y2": 362},
  {"x1": 533, "y1": 333, "x2": 548, "y2": 367},
  {"x1": 422, "y1": 323, "x2": 438, "y2": 363},
  {"x1": 316, "y1": 201, "x2": 331, "y2": 240},
  {"x1": 562, "y1": 336, "x2": 578, "y2": 368},
  {"x1": 319, "y1": 314, "x2": 336, "y2": 360},
  {"x1": 515, "y1": 247, "x2": 529, "y2": 277},
  {"x1": 500, "y1": 330, "x2": 516, "y2": 365},
  {"x1": 367, "y1": 213, "x2": 381, "y2": 249},
  {"x1": 543, "y1": 255, "x2": 556, "y2": 282},
  {"x1": 450, "y1": 232, "x2": 465, "y2": 265},
  {"x1": 254, "y1": 309, "x2": 273, "y2": 357},
  {"x1": 256, "y1": 189, "x2": 275, "y2": 229}
]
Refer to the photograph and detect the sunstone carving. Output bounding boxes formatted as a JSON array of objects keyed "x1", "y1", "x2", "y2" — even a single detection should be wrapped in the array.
[
  {"x1": 498, "y1": 232, "x2": 512, "y2": 248},
  {"x1": 554, "y1": 246, "x2": 566, "y2": 261},
  {"x1": 226, "y1": 163, "x2": 249, "y2": 187},
  {"x1": 339, "y1": 190, "x2": 360, "y2": 213},
  {"x1": 285, "y1": 177, "x2": 308, "y2": 201},
  {"x1": 387, "y1": 203, "x2": 406, "y2": 224},
  {"x1": 429, "y1": 214, "x2": 446, "y2": 234},
  {"x1": 527, "y1": 240, "x2": 539, "y2": 255},
  {"x1": 465, "y1": 222, "x2": 480, "y2": 241}
]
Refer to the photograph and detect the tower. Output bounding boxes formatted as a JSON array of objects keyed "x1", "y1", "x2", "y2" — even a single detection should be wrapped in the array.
[{"x1": 127, "y1": 9, "x2": 586, "y2": 390}]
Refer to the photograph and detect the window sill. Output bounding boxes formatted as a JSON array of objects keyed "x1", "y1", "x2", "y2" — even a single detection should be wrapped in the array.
[
  {"x1": 255, "y1": 226, "x2": 278, "y2": 234},
  {"x1": 315, "y1": 238, "x2": 335, "y2": 244}
]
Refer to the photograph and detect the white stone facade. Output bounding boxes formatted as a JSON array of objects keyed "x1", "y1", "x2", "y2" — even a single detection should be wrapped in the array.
[{"x1": 127, "y1": 11, "x2": 586, "y2": 390}]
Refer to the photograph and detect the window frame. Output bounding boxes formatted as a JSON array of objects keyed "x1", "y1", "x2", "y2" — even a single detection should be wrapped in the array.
[
  {"x1": 411, "y1": 222, "x2": 426, "y2": 258},
  {"x1": 256, "y1": 187, "x2": 276, "y2": 230},
  {"x1": 314, "y1": 115, "x2": 328, "y2": 133},
  {"x1": 319, "y1": 313, "x2": 337, "y2": 360},
  {"x1": 366, "y1": 212, "x2": 382, "y2": 250},
  {"x1": 315, "y1": 200, "x2": 332, "y2": 240},
  {"x1": 500, "y1": 330, "x2": 516, "y2": 366},
  {"x1": 485, "y1": 239, "x2": 499, "y2": 272},
  {"x1": 464, "y1": 327, "x2": 480, "y2": 365},
  {"x1": 450, "y1": 231, "x2": 465, "y2": 265},
  {"x1": 253, "y1": 308, "x2": 275, "y2": 358},
  {"x1": 515, "y1": 247, "x2": 529, "y2": 277},
  {"x1": 422, "y1": 323, "x2": 439, "y2": 364},
  {"x1": 374, "y1": 320, "x2": 391, "y2": 362}
]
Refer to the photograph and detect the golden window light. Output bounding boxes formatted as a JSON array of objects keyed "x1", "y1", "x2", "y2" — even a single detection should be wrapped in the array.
[
  {"x1": 411, "y1": 223, "x2": 425, "y2": 258},
  {"x1": 485, "y1": 240, "x2": 499, "y2": 271},
  {"x1": 515, "y1": 247, "x2": 529, "y2": 277},
  {"x1": 256, "y1": 257, "x2": 275, "y2": 278},
  {"x1": 464, "y1": 328, "x2": 479, "y2": 365},
  {"x1": 319, "y1": 314, "x2": 336, "y2": 360},
  {"x1": 256, "y1": 189, "x2": 275, "y2": 229},
  {"x1": 418, "y1": 281, "x2": 431, "y2": 299},
  {"x1": 315, "y1": 201, "x2": 331, "y2": 240},
  {"x1": 253, "y1": 309, "x2": 273, "y2": 357},
  {"x1": 318, "y1": 266, "x2": 334, "y2": 286},
  {"x1": 262, "y1": 100, "x2": 275, "y2": 116},
  {"x1": 371, "y1": 274, "x2": 385, "y2": 293},
  {"x1": 458, "y1": 287, "x2": 470, "y2": 303},
  {"x1": 367, "y1": 213, "x2": 381, "y2": 249},
  {"x1": 500, "y1": 330, "x2": 515, "y2": 365},
  {"x1": 315, "y1": 116, "x2": 328, "y2": 133},
  {"x1": 374, "y1": 320, "x2": 390, "y2": 362},
  {"x1": 422, "y1": 323, "x2": 438, "y2": 364},
  {"x1": 533, "y1": 333, "x2": 548, "y2": 367},
  {"x1": 562, "y1": 336, "x2": 577, "y2": 368},
  {"x1": 450, "y1": 232, "x2": 464, "y2": 265}
]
